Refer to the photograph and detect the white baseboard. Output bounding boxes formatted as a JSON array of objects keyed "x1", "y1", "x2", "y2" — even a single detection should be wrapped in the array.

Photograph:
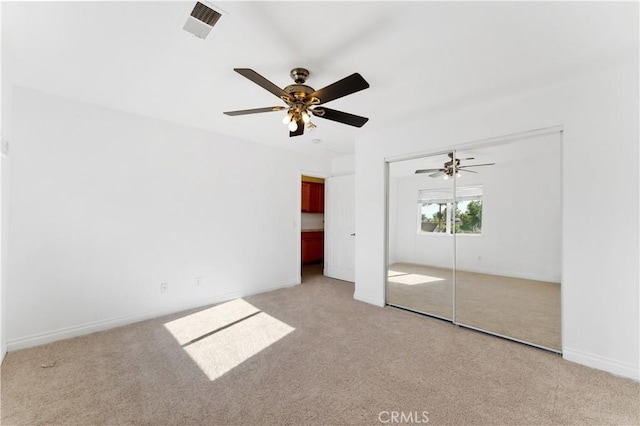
[
  {"x1": 393, "y1": 260, "x2": 560, "y2": 283},
  {"x1": 6, "y1": 279, "x2": 298, "y2": 352},
  {"x1": 563, "y1": 347, "x2": 639, "y2": 381},
  {"x1": 324, "y1": 268, "x2": 355, "y2": 283},
  {"x1": 353, "y1": 292, "x2": 385, "y2": 307},
  {"x1": 458, "y1": 266, "x2": 560, "y2": 284}
]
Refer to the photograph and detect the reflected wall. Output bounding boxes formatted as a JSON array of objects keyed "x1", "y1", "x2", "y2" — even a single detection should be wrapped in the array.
[{"x1": 388, "y1": 154, "x2": 454, "y2": 320}]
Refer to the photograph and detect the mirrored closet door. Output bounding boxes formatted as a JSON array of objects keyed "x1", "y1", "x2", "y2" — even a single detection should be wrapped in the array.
[
  {"x1": 386, "y1": 130, "x2": 562, "y2": 352},
  {"x1": 387, "y1": 154, "x2": 454, "y2": 320}
]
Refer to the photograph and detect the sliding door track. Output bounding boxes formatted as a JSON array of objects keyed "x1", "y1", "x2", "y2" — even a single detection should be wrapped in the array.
[{"x1": 386, "y1": 302, "x2": 562, "y2": 355}]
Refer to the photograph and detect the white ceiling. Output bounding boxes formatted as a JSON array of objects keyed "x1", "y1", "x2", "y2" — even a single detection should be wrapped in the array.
[{"x1": 2, "y1": 1, "x2": 638, "y2": 159}]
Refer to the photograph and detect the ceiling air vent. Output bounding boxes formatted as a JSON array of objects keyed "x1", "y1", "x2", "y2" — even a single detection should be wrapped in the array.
[{"x1": 183, "y1": 2, "x2": 222, "y2": 39}]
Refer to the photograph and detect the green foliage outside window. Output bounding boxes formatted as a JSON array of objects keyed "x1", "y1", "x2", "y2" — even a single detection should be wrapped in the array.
[
  {"x1": 456, "y1": 200, "x2": 482, "y2": 234},
  {"x1": 420, "y1": 199, "x2": 482, "y2": 234}
]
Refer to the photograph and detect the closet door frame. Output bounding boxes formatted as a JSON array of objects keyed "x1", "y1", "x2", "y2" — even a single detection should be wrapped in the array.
[{"x1": 384, "y1": 125, "x2": 563, "y2": 353}]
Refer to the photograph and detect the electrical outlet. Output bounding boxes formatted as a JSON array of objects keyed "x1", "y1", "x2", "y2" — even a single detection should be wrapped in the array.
[
  {"x1": 160, "y1": 282, "x2": 168, "y2": 293},
  {"x1": 195, "y1": 276, "x2": 203, "y2": 286}
]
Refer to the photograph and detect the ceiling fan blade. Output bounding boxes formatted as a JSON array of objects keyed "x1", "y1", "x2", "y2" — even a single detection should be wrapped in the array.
[
  {"x1": 311, "y1": 107, "x2": 369, "y2": 127},
  {"x1": 234, "y1": 68, "x2": 293, "y2": 101},
  {"x1": 429, "y1": 171, "x2": 445, "y2": 178},
  {"x1": 415, "y1": 168, "x2": 443, "y2": 174},
  {"x1": 459, "y1": 163, "x2": 496, "y2": 168},
  {"x1": 223, "y1": 106, "x2": 286, "y2": 116},
  {"x1": 289, "y1": 120, "x2": 304, "y2": 137},
  {"x1": 459, "y1": 169, "x2": 478, "y2": 173},
  {"x1": 308, "y1": 73, "x2": 369, "y2": 105}
]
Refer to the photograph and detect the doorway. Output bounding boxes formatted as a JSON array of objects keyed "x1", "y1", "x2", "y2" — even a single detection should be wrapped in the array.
[
  {"x1": 324, "y1": 175, "x2": 355, "y2": 282},
  {"x1": 300, "y1": 175, "x2": 325, "y2": 280}
]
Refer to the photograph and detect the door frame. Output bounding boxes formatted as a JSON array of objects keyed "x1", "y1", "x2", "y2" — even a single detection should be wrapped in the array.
[
  {"x1": 323, "y1": 174, "x2": 356, "y2": 282},
  {"x1": 297, "y1": 170, "x2": 329, "y2": 283}
]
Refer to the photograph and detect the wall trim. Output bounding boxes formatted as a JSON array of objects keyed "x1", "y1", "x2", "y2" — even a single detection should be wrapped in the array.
[
  {"x1": 6, "y1": 279, "x2": 298, "y2": 352},
  {"x1": 563, "y1": 347, "x2": 639, "y2": 382},
  {"x1": 393, "y1": 260, "x2": 560, "y2": 283},
  {"x1": 353, "y1": 292, "x2": 385, "y2": 307}
]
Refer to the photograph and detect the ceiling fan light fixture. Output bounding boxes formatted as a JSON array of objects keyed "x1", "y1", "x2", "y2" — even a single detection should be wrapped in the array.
[{"x1": 224, "y1": 67, "x2": 370, "y2": 137}]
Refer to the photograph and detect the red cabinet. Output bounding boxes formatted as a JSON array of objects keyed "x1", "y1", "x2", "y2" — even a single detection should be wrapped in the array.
[
  {"x1": 301, "y1": 182, "x2": 324, "y2": 213},
  {"x1": 301, "y1": 231, "x2": 324, "y2": 264}
]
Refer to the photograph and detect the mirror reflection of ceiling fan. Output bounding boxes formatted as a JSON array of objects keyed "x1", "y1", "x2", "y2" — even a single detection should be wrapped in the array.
[
  {"x1": 223, "y1": 68, "x2": 370, "y2": 137},
  {"x1": 415, "y1": 152, "x2": 495, "y2": 179}
]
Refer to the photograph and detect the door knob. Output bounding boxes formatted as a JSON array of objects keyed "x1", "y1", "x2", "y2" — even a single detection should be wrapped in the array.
[{"x1": 350, "y1": 233, "x2": 356, "y2": 236}]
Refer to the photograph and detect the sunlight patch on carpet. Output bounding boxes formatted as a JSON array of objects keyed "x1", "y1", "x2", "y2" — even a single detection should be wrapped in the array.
[
  {"x1": 182, "y1": 312, "x2": 294, "y2": 381},
  {"x1": 164, "y1": 299, "x2": 260, "y2": 345},
  {"x1": 164, "y1": 299, "x2": 295, "y2": 381},
  {"x1": 388, "y1": 273, "x2": 445, "y2": 285}
]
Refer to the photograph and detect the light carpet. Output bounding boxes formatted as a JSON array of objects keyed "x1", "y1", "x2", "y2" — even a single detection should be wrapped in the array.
[{"x1": 1, "y1": 265, "x2": 638, "y2": 425}]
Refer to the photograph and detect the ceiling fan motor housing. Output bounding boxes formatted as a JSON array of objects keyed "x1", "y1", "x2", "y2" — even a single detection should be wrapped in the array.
[
  {"x1": 284, "y1": 84, "x2": 315, "y2": 101},
  {"x1": 223, "y1": 67, "x2": 370, "y2": 137},
  {"x1": 285, "y1": 69, "x2": 316, "y2": 102},
  {"x1": 290, "y1": 67, "x2": 309, "y2": 84}
]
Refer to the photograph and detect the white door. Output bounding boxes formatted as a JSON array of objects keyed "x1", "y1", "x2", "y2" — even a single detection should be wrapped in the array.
[{"x1": 325, "y1": 175, "x2": 355, "y2": 282}]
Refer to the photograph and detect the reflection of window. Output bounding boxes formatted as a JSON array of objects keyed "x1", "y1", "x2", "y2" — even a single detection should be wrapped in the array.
[{"x1": 418, "y1": 186, "x2": 483, "y2": 235}]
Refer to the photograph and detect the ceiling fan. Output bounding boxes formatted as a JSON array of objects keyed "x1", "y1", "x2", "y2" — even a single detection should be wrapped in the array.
[
  {"x1": 223, "y1": 68, "x2": 370, "y2": 137},
  {"x1": 415, "y1": 152, "x2": 495, "y2": 179}
]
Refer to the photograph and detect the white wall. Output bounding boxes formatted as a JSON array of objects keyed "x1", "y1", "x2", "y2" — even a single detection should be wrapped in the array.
[
  {"x1": 6, "y1": 87, "x2": 330, "y2": 350},
  {"x1": 0, "y1": 14, "x2": 11, "y2": 360},
  {"x1": 387, "y1": 177, "x2": 399, "y2": 266},
  {"x1": 355, "y1": 62, "x2": 639, "y2": 380},
  {"x1": 390, "y1": 132, "x2": 562, "y2": 282},
  {"x1": 0, "y1": 143, "x2": 4, "y2": 363},
  {"x1": 0, "y1": 149, "x2": 7, "y2": 362},
  {"x1": 331, "y1": 154, "x2": 355, "y2": 176}
]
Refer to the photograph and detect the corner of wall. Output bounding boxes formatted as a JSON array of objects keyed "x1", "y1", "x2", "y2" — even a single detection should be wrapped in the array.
[
  {"x1": 563, "y1": 347, "x2": 639, "y2": 382},
  {"x1": 0, "y1": 151, "x2": 7, "y2": 368},
  {"x1": 353, "y1": 292, "x2": 385, "y2": 308},
  {"x1": 1, "y1": 143, "x2": 11, "y2": 367}
]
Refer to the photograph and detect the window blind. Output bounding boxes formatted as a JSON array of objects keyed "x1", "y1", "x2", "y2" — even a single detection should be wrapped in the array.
[{"x1": 418, "y1": 185, "x2": 483, "y2": 203}]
